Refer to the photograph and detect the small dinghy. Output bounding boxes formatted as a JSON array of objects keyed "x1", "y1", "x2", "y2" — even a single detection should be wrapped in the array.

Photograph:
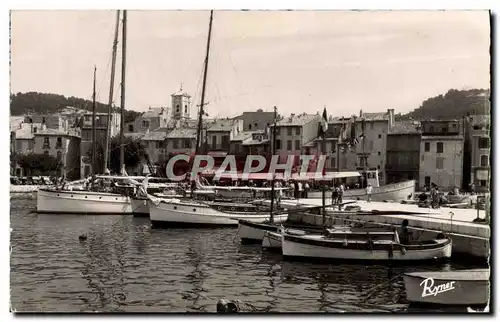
[{"x1": 403, "y1": 269, "x2": 490, "y2": 306}]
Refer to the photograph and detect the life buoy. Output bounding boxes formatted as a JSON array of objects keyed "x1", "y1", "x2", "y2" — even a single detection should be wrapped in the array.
[
  {"x1": 244, "y1": 208, "x2": 248, "y2": 212},
  {"x1": 217, "y1": 206, "x2": 222, "y2": 211},
  {"x1": 231, "y1": 207, "x2": 236, "y2": 212}
]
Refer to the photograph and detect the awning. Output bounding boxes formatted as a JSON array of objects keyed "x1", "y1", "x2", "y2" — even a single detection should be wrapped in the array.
[{"x1": 476, "y1": 169, "x2": 489, "y2": 181}]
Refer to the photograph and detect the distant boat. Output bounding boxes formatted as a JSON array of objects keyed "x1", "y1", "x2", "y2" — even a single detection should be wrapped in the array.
[
  {"x1": 307, "y1": 170, "x2": 415, "y2": 202},
  {"x1": 403, "y1": 269, "x2": 490, "y2": 306}
]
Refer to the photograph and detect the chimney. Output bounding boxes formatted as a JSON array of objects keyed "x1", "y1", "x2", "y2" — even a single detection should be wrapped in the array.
[
  {"x1": 359, "y1": 109, "x2": 363, "y2": 118},
  {"x1": 387, "y1": 109, "x2": 395, "y2": 130}
]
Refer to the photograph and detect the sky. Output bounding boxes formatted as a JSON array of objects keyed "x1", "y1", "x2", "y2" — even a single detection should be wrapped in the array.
[{"x1": 10, "y1": 10, "x2": 491, "y2": 118}]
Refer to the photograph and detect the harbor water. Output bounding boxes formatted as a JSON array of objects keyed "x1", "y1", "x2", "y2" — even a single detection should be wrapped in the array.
[{"x1": 10, "y1": 197, "x2": 487, "y2": 313}]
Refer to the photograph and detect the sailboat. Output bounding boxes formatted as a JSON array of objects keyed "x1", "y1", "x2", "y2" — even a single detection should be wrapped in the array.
[
  {"x1": 148, "y1": 11, "x2": 290, "y2": 227},
  {"x1": 37, "y1": 10, "x2": 142, "y2": 215}
]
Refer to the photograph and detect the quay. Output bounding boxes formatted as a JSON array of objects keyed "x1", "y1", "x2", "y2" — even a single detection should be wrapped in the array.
[{"x1": 259, "y1": 198, "x2": 490, "y2": 259}]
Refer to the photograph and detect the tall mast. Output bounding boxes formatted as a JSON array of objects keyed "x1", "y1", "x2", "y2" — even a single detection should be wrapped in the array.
[
  {"x1": 195, "y1": 10, "x2": 214, "y2": 154},
  {"x1": 269, "y1": 106, "x2": 277, "y2": 224},
  {"x1": 91, "y1": 66, "x2": 97, "y2": 176},
  {"x1": 104, "y1": 10, "x2": 121, "y2": 173},
  {"x1": 119, "y1": 10, "x2": 127, "y2": 174}
]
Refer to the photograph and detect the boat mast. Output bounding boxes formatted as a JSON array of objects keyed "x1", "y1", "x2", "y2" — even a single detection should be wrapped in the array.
[
  {"x1": 104, "y1": 10, "x2": 121, "y2": 173},
  {"x1": 119, "y1": 10, "x2": 127, "y2": 175},
  {"x1": 91, "y1": 66, "x2": 97, "y2": 177},
  {"x1": 195, "y1": 10, "x2": 213, "y2": 154},
  {"x1": 269, "y1": 106, "x2": 278, "y2": 224}
]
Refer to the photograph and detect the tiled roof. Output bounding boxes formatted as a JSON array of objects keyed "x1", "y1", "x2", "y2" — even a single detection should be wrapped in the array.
[
  {"x1": 231, "y1": 131, "x2": 259, "y2": 142},
  {"x1": 389, "y1": 121, "x2": 422, "y2": 135},
  {"x1": 470, "y1": 114, "x2": 490, "y2": 127},
  {"x1": 34, "y1": 128, "x2": 81, "y2": 138},
  {"x1": 14, "y1": 123, "x2": 42, "y2": 139},
  {"x1": 361, "y1": 112, "x2": 389, "y2": 121},
  {"x1": 277, "y1": 113, "x2": 319, "y2": 127},
  {"x1": 10, "y1": 116, "x2": 24, "y2": 131},
  {"x1": 166, "y1": 128, "x2": 197, "y2": 139},
  {"x1": 142, "y1": 107, "x2": 165, "y2": 118},
  {"x1": 142, "y1": 131, "x2": 168, "y2": 141},
  {"x1": 124, "y1": 132, "x2": 145, "y2": 139},
  {"x1": 208, "y1": 119, "x2": 238, "y2": 131}
]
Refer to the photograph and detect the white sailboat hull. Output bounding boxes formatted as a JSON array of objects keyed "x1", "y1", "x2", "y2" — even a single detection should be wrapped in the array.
[
  {"x1": 307, "y1": 180, "x2": 415, "y2": 202},
  {"x1": 149, "y1": 199, "x2": 288, "y2": 227},
  {"x1": 282, "y1": 234, "x2": 452, "y2": 261},
  {"x1": 130, "y1": 197, "x2": 149, "y2": 216},
  {"x1": 238, "y1": 221, "x2": 281, "y2": 243},
  {"x1": 37, "y1": 188, "x2": 133, "y2": 214}
]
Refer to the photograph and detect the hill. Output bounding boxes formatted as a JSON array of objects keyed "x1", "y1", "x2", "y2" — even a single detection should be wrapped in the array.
[
  {"x1": 395, "y1": 88, "x2": 490, "y2": 121},
  {"x1": 10, "y1": 92, "x2": 142, "y2": 123}
]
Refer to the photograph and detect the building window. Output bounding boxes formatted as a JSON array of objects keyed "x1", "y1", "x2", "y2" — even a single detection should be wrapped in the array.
[
  {"x1": 254, "y1": 122, "x2": 258, "y2": 128},
  {"x1": 173, "y1": 139, "x2": 179, "y2": 149},
  {"x1": 276, "y1": 140, "x2": 281, "y2": 150},
  {"x1": 331, "y1": 157, "x2": 336, "y2": 168},
  {"x1": 56, "y1": 151, "x2": 62, "y2": 162},
  {"x1": 370, "y1": 123, "x2": 374, "y2": 130},
  {"x1": 378, "y1": 151, "x2": 381, "y2": 156},
  {"x1": 378, "y1": 134, "x2": 381, "y2": 139},
  {"x1": 43, "y1": 137, "x2": 50, "y2": 148},
  {"x1": 478, "y1": 137, "x2": 489, "y2": 149},
  {"x1": 142, "y1": 120, "x2": 149, "y2": 129},
  {"x1": 480, "y1": 155, "x2": 489, "y2": 167},
  {"x1": 176, "y1": 105, "x2": 180, "y2": 113},
  {"x1": 287, "y1": 128, "x2": 292, "y2": 136},
  {"x1": 287, "y1": 140, "x2": 292, "y2": 150},
  {"x1": 436, "y1": 157, "x2": 444, "y2": 169},
  {"x1": 295, "y1": 140, "x2": 300, "y2": 150},
  {"x1": 249, "y1": 124, "x2": 252, "y2": 130},
  {"x1": 424, "y1": 142, "x2": 430, "y2": 152},
  {"x1": 479, "y1": 180, "x2": 487, "y2": 187},
  {"x1": 184, "y1": 139, "x2": 192, "y2": 149},
  {"x1": 212, "y1": 136, "x2": 217, "y2": 148},
  {"x1": 331, "y1": 142, "x2": 336, "y2": 153},
  {"x1": 452, "y1": 123, "x2": 457, "y2": 128},
  {"x1": 377, "y1": 165, "x2": 381, "y2": 170},
  {"x1": 429, "y1": 126, "x2": 434, "y2": 132},
  {"x1": 296, "y1": 127, "x2": 301, "y2": 135},
  {"x1": 185, "y1": 105, "x2": 188, "y2": 114},
  {"x1": 436, "y1": 142, "x2": 444, "y2": 153},
  {"x1": 128, "y1": 124, "x2": 134, "y2": 132},
  {"x1": 56, "y1": 137, "x2": 62, "y2": 149},
  {"x1": 425, "y1": 176, "x2": 431, "y2": 187},
  {"x1": 275, "y1": 127, "x2": 280, "y2": 135}
]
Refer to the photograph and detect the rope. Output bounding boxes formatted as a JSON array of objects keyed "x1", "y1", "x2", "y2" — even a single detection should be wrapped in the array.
[
  {"x1": 360, "y1": 273, "x2": 402, "y2": 302},
  {"x1": 232, "y1": 226, "x2": 241, "y2": 243}
]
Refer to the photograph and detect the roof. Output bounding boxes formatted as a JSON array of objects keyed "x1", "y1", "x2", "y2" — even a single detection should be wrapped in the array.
[
  {"x1": 276, "y1": 113, "x2": 319, "y2": 127},
  {"x1": 171, "y1": 89, "x2": 191, "y2": 97},
  {"x1": 231, "y1": 131, "x2": 258, "y2": 142},
  {"x1": 10, "y1": 116, "x2": 24, "y2": 132},
  {"x1": 14, "y1": 123, "x2": 42, "y2": 139},
  {"x1": 389, "y1": 121, "x2": 422, "y2": 135},
  {"x1": 421, "y1": 135, "x2": 464, "y2": 141},
  {"x1": 361, "y1": 112, "x2": 389, "y2": 121},
  {"x1": 166, "y1": 128, "x2": 197, "y2": 139},
  {"x1": 242, "y1": 139, "x2": 270, "y2": 146},
  {"x1": 142, "y1": 131, "x2": 168, "y2": 141},
  {"x1": 124, "y1": 132, "x2": 145, "y2": 139},
  {"x1": 34, "y1": 128, "x2": 81, "y2": 138},
  {"x1": 470, "y1": 114, "x2": 490, "y2": 127},
  {"x1": 142, "y1": 107, "x2": 165, "y2": 118},
  {"x1": 208, "y1": 119, "x2": 238, "y2": 132}
]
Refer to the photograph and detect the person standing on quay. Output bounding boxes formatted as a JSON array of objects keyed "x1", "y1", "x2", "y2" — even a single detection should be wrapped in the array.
[{"x1": 366, "y1": 183, "x2": 373, "y2": 202}]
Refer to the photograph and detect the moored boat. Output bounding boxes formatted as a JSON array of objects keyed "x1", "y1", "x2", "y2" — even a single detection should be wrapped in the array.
[
  {"x1": 403, "y1": 269, "x2": 490, "y2": 306},
  {"x1": 149, "y1": 198, "x2": 288, "y2": 227},
  {"x1": 281, "y1": 228, "x2": 452, "y2": 261}
]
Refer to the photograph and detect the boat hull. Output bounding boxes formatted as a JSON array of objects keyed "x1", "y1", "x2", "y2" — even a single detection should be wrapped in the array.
[
  {"x1": 149, "y1": 200, "x2": 288, "y2": 227},
  {"x1": 36, "y1": 188, "x2": 133, "y2": 214},
  {"x1": 403, "y1": 274, "x2": 490, "y2": 306},
  {"x1": 282, "y1": 234, "x2": 452, "y2": 261},
  {"x1": 131, "y1": 197, "x2": 150, "y2": 216},
  {"x1": 262, "y1": 231, "x2": 282, "y2": 251},
  {"x1": 308, "y1": 180, "x2": 415, "y2": 202},
  {"x1": 238, "y1": 220, "x2": 280, "y2": 244}
]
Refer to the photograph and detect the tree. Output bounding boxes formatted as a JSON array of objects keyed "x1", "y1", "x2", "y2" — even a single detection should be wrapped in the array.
[
  {"x1": 86, "y1": 136, "x2": 146, "y2": 174},
  {"x1": 15, "y1": 153, "x2": 59, "y2": 176}
]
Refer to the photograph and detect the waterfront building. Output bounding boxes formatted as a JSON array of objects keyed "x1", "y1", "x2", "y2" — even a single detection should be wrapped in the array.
[
  {"x1": 419, "y1": 120, "x2": 464, "y2": 191},
  {"x1": 234, "y1": 109, "x2": 275, "y2": 131},
  {"x1": 464, "y1": 114, "x2": 490, "y2": 192},
  {"x1": 385, "y1": 121, "x2": 422, "y2": 187}
]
